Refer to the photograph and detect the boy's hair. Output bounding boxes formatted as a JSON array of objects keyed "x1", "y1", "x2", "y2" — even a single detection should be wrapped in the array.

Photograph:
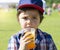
[{"x1": 17, "y1": 7, "x2": 44, "y2": 23}]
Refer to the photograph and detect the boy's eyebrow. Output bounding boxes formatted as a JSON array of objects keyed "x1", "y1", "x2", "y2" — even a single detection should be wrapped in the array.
[{"x1": 22, "y1": 14, "x2": 29, "y2": 17}]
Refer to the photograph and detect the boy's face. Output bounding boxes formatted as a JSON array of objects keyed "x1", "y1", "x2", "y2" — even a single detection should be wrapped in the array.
[{"x1": 18, "y1": 10, "x2": 40, "y2": 29}]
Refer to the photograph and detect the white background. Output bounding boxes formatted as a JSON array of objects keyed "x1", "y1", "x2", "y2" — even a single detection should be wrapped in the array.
[{"x1": 0, "y1": 0, "x2": 19, "y2": 3}]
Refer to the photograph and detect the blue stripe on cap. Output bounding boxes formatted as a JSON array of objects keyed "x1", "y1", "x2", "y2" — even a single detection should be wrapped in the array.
[
  {"x1": 19, "y1": 0, "x2": 43, "y2": 8},
  {"x1": 17, "y1": 0, "x2": 44, "y2": 14}
]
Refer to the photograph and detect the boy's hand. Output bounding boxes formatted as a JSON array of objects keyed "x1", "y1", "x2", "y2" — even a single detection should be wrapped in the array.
[{"x1": 19, "y1": 32, "x2": 34, "y2": 50}]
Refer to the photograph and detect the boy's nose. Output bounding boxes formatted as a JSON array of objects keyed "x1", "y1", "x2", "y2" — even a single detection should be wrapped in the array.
[
  {"x1": 27, "y1": 19, "x2": 32, "y2": 26},
  {"x1": 26, "y1": 19, "x2": 32, "y2": 26},
  {"x1": 27, "y1": 19, "x2": 31, "y2": 24}
]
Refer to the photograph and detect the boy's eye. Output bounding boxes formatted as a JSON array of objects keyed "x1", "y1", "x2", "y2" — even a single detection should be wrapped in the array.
[
  {"x1": 23, "y1": 17, "x2": 28, "y2": 20},
  {"x1": 32, "y1": 16, "x2": 37, "y2": 19}
]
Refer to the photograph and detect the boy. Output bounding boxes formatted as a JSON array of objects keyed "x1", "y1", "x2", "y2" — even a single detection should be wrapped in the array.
[{"x1": 8, "y1": 0, "x2": 57, "y2": 50}]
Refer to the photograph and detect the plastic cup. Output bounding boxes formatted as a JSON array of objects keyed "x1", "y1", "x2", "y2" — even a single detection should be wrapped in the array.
[{"x1": 24, "y1": 28, "x2": 36, "y2": 49}]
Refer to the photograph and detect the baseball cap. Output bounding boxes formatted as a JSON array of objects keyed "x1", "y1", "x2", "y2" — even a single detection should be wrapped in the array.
[{"x1": 17, "y1": 0, "x2": 44, "y2": 14}]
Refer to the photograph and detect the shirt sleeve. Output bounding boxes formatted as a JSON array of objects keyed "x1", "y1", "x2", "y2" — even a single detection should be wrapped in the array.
[
  {"x1": 48, "y1": 38, "x2": 57, "y2": 50},
  {"x1": 45, "y1": 34, "x2": 57, "y2": 50},
  {"x1": 43, "y1": 32, "x2": 57, "y2": 50},
  {"x1": 8, "y1": 36, "x2": 17, "y2": 50}
]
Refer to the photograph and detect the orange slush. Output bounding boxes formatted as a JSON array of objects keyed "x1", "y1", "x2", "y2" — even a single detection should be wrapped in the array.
[{"x1": 24, "y1": 28, "x2": 36, "y2": 49}]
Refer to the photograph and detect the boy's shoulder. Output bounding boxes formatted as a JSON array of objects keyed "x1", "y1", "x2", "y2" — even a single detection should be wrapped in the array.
[
  {"x1": 42, "y1": 32, "x2": 52, "y2": 39},
  {"x1": 41, "y1": 31, "x2": 54, "y2": 43},
  {"x1": 12, "y1": 30, "x2": 24, "y2": 40},
  {"x1": 38, "y1": 29, "x2": 52, "y2": 39},
  {"x1": 12, "y1": 31, "x2": 22, "y2": 38},
  {"x1": 12, "y1": 30, "x2": 23, "y2": 35}
]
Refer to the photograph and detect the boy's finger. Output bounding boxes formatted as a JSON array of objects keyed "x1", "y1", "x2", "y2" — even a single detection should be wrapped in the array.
[
  {"x1": 24, "y1": 36, "x2": 34, "y2": 42},
  {"x1": 25, "y1": 39, "x2": 33, "y2": 45},
  {"x1": 22, "y1": 32, "x2": 32, "y2": 40}
]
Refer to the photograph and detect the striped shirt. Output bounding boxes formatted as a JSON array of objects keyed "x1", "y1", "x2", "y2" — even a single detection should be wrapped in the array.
[{"x1": 8, "y1": 29, "x2": 57, "y2": 50}]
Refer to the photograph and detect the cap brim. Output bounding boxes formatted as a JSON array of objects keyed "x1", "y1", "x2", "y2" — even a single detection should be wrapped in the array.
[{"x1": 17, "y1": 4, "x2": 44, "y2": 14}]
